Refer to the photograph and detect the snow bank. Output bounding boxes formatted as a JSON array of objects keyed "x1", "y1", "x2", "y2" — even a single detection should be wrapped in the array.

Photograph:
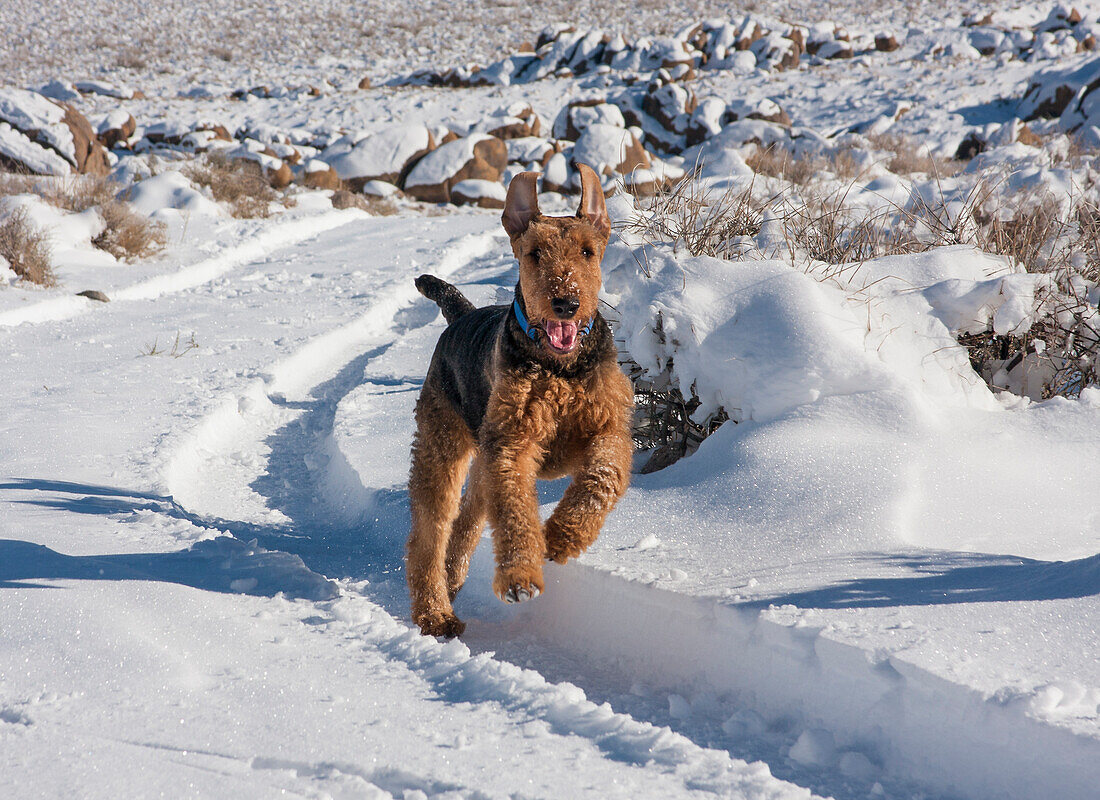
[{"x1": 126, "y1": 171, "x2": 222, "y2": 219}]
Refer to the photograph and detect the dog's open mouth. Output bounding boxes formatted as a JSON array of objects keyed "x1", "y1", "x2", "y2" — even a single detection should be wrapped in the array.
[{"x1": 543, "y1": 319, "x2": 579, "y2": 354}]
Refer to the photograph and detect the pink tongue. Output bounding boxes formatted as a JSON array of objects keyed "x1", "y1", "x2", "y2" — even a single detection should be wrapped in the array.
[{"x1": 545, "y1": 320, "x2": 578, "y2": 351}]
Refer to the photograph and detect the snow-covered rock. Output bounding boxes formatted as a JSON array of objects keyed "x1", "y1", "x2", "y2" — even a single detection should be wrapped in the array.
[
  {"x1": 572, "y1": 124, "x2": 651, "y2": 177},
  {"x1": 451, "y1": 178, "x2": 507, "y2": 209},
  {"x1": 403, "y1": 133, "x2": 507, "y2": 203},
  {"x1": 0, "y1": 88, "x2": 108, "y2": 175},
  {"x1": 324, "y1": 124, "x2": 435, "y2": 189}
]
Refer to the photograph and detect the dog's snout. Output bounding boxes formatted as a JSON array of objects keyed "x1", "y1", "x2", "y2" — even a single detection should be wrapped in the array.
[{"x1": 552, "y1": 297, "x2": 580, "y2": 319}]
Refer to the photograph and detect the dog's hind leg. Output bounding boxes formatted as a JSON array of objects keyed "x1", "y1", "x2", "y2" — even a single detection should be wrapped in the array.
[
  {"x1": 406, "y1": 387, "x2": 475, "y2": 637},
  {"x1": 446, "y1": 455, "x2": 487, "y2": 602}
]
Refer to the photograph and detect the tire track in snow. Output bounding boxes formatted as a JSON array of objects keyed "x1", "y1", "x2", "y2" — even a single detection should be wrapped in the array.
[
  {"x1": 160, "y1": 223, "x2": 821, "y2": 800},
  {"x1": 0, "y1": 208, "x2": 364, "y2": 328}
]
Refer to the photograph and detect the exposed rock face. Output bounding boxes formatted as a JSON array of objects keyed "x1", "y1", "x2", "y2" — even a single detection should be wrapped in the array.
[
  {"x1": 60, "y1": 103, "x2": 110, "y2": 175},
  {"x1": 403, "y1": 134, "x2": 507, "y2": 203},
  {"x1": 0, "y1": 89, "x2": 109, "y2": 175}
]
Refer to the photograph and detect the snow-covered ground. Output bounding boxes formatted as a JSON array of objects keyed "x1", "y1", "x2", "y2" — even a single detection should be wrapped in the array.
[{"x1": 2, "y1": 2, "x2": 1099, "y2": 799}]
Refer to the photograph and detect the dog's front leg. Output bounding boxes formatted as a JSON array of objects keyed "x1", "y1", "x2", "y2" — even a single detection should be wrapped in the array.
[
  {"x1": 544, "y1": 428, "x2": 633, "y2": 564},
  {"x1": 484, "y1": 437, "x2": 547, "y2": 602}
]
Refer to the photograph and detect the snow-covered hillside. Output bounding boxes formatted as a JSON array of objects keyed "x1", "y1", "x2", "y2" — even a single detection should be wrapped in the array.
[{"x1": 1, "y1": 2, "x2": 1098, "y2": 799}]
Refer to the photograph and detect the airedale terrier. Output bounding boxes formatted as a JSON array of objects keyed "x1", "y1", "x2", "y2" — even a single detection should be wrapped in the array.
[{"x1": 406, "y1": 163, "x2": 634, "y2": 638}]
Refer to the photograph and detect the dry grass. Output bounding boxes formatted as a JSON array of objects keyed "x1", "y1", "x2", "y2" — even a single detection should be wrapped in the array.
[
  {"x1": 866, "y1": 132, "x2": 962, "y2": 177},
  {"x1": 617, "y1": 171, "x2": 772, "y2": 266},
  {"x1": 1, "y1": 173, "x2": 166, "y2": 263},
  {"x1": 1, "y1": 173, "x2": 120, "y2": 213},
  {"x1": 140, "y1": 330, "x2": 200, "y2": 358},
  {"x1": 781, "y1": 189, "x2": 913, "y2": 265},
  {"x1": 184, "y1": 153, "x2": 279, "y2": 218},
  {"x1": 0, "y1": 207, "x2": 54, "y2": 286},
  {"x1": 93, "y1": 201, "x2": 167, "y2": 261},
  {"x1": 745, "y1": 144, "x2": 818, "y2": 185}
]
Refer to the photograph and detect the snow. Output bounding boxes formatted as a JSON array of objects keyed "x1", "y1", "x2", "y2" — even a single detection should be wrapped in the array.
[
  {"x1": 1, "y1": 1, "x2": 1099, "y2": 798},
  {"x1": 125, "y1": 170, "x2": 223, "y2": 220}
]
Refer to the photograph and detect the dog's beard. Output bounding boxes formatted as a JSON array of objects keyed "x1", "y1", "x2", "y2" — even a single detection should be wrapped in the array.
[{"x1": 543, "y1": 319, "x2": 579, "y2": 353}]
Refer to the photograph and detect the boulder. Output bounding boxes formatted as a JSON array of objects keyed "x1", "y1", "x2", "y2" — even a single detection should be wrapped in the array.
[
  {"x1": 725, "y1": 98, "x2": 791, "y2": 127},
  {"x1": 875, "y1": 33, "x2": 900, "y2": 52},
  {"x1": 552, "y1": 99, "x2": 625, "y2": 140},
  {"x1": 451, "y1": 179, "x2": 507, "y2": 209},
  {"x1": 59, "y1": 103, "x2": 110, "y2": 175},
  {"x1": 301, "y1": 160, "x2": 343, "y2": 190},
  {"x1": 0, "y1": 89, "x2": 109, "y2": 175},
  {"x1": 480, "y1": 105, "x2": 542, "y2": 139},
  {"x1": 95, "y1": 110, "x2": 137, "y2": 149},
  {"x1": 325, "y1": 124, "x2": 436, "y2": 190},
  {"x1": 541, "y1": 151, "x2": 572, "y2": 193},
  {"x1": 505, "y1": 136, "x2": 554, "y2": 165},
  {"x1": 404, "y1": 134, "x2": 508, "y2": 203},
  {"x1": 572, "y1": 124, "x2": 652, "y2": 176},
  {"x1": 641, "y1": 81, "x2": 697, "y2": 134}
]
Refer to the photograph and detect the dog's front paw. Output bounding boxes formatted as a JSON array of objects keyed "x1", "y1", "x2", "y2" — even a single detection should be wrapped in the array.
[
  {"x1": 413, "y1": 609, "x2": 466, "y2": 639},
  {"x1": 493, "y1": 563, "x2": 544, "y2": 604},
  {"x1": 544, "y1": 519, "x2": 586, "y2": 564}
]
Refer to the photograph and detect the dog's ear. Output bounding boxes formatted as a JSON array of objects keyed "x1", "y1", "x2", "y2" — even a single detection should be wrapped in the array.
[
  {"x1": 502, "y1": 172, "x2": 540, "y2": 237},
  {"x1": 575, "y1": 163, "x2": 610, "y2": 239}
]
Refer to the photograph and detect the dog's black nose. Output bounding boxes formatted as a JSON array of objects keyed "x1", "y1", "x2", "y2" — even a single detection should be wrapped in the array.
[{"x1": 552, "y1": 297, "x2": 580, "y2": 319}]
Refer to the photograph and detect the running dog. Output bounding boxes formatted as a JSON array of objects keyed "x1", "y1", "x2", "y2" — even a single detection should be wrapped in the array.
[{"x1": 406, "y1": 163, "x2": 633, "y2": 637}]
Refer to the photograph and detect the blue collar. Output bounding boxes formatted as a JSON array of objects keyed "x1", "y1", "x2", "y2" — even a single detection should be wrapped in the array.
[{"x1": 512, "y1": 298, "x2": 594, "y2": 343}]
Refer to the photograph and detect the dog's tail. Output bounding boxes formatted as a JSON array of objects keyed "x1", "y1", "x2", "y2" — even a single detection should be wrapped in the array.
[{"x1": 415, "y1": 274, "x2": 476, "y2": 324}]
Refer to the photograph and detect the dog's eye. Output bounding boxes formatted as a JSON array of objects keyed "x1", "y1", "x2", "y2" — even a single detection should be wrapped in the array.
[
  {"x1": 528, "y1": 248, "x2": 540, "y2": 261},
  {"x1": 582, "y1": 248, "x2": 594, "y2": 258}
]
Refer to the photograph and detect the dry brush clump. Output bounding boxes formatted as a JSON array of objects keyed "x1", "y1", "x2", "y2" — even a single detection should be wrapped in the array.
[
  {"x1": 184, "y1": 153, "x2": 280, "y2": 218},
  {"x1": 93, "y1": 200, "x2": 167, "y2": 261},
  {"x1": 1, "y1": 173, "x2": 166, "y2": 264},
  {"x1": 625, "y1": 356, "x2": 729, "y2": 473},
  {"x1": 0, "y1": 207, "x2": 54, "y2": 286},
  {"x1": 617, "y1": 170, "x2": 771, "y2": 264}
]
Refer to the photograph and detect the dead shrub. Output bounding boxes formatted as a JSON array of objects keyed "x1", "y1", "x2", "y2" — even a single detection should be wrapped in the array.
[
  {"x1": 45, "y1": 175, "x2": 119, "y2": 213},
  {"x1": 627, "y1": 357, "x2": 730, "y2": 473},
  {"x1": 0, "y1": 208, "x2": 54, "y2": 286},
  {"x1": 93, "y1": 201, "x2": 167, "y2": 261},
  {"x1": 184, "y1": 153, "x2": 278, "y2": 218},
  {"x1": 867, "y1": 132, "x2": 961, "y2": 177},
  {"x1": 117, "y1": 49, "x2": 147, "y2": 69},
  {"x1": 618, "y1": 171, "x2": 771, "y2": 265},
  {"x1": 745, "y1": 144, "x2": 817, "y2": 185}
]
